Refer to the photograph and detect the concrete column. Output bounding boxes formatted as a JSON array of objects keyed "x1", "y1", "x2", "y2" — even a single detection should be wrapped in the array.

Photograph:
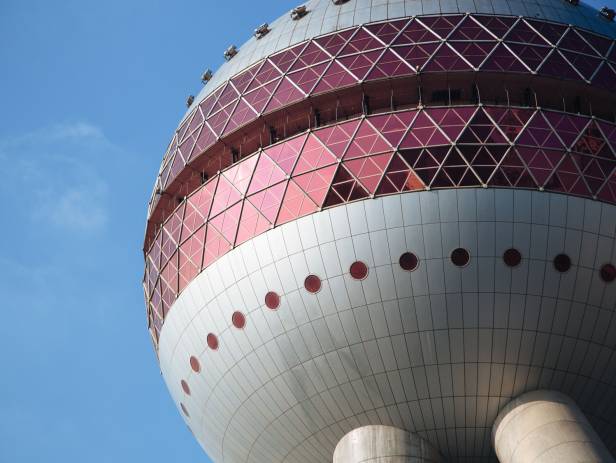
[
  {"x1": 333, "y1": 425, "x2": 442, "y2": 463},
  {"x1": 492, "y1": 390, "x2": 614, "y2": 463}
]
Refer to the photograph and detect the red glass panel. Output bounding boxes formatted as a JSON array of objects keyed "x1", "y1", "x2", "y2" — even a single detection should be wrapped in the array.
[
  {"x1": 286, "y1": 62, "x2": 329, "y2": 94},
  {"x1": 247, "y1": 180, "x2": 287, "y2": 223},
  {"x1": 246, "y1": 60, "x2": 283, "y2": 91},
  {"x1": 207, "y1": 104, "x2": 234, "y2": 136},
  {"x1": 160, "y1": 227, "x2": 177, "y2": 263},
  {"x1": 203, "y1": 224, "x2": 232, "y2": 267},
  {"x1": 235, "y1": 199, "x2": 271, "y2": 245},
  {"x1": 493, "y1": 149, "x2": 537, "y2": 188},
  {"x1": 293, "y1": 164, "x2": 338, "y2": 206},
  {"x1": 183, "y1": 108, "x2": 205, "y2": 141},
  {"x1": 422, "y1": 43, "x2": 473, "y2": 72},
  {"x1": 223, "y1": 99, "x2": 258, "y2": 136},
  {"x1": 312, "y1": 60, "x2": 358, "y2": 93},
  {"x1": 505, "y1": 43, "x2": 551, "y2": 71},
  {"x1": 559, "y1": 50, "x2": 602, "y2": 81},
  {"x1": 591, "y1": 62, "x2": 616, "y2": 92},
  {"x1": 209, "y1": 201, "x2": 242, "y2": 245},
  {"x1": 292, "y1": 134, "x2": 338, "y2": 175},
  {"x1": 343, "y1": 119, "x2": 392, "y2": 159},
  {"x1": 165, "y1": 153, "x2": 185, "y2": 189},
  {"x1": 365, "y1": 19, "x2": 408, "y2": 45},
  {"x1": 210, "y1": 175, "x2": 242, "y2": 217},
  {"x1": 343, "y1": 152, "x2": 393, "y2": 193},
  {"x1": 399, "y1": 146, "x2": 450, "y2": 186},
  {"x1": 338, "y1": 50, "x2": 383, "y2": 81},
  {"x1": 242, "y1": 79, "x2": 280, "y2": 114},
  {"x1": 484, "y1": 107, "x2": 533, "y2": 143},
  {"x1": 460, "y1": 145, "x2": 507, "y2": 183},
  {"x1": 211, "y1": 82, "x2": 239, "y2": 114},
  {"x1": 526, "y1": 19, "x2": 567, "y2": 46},
  {"x1": 314, "y1": 29, "x2": 355, "y2": 56},
  {"x1": 366, "y1": 48, "x2": 415, "y2": 79},
  {"x1": 399, "y1": 111, "x2": 449, "y2": 149},
  {"x1": 179, "y1": 225, "x2": 205, "y2": 270},
  {"x1": 161, "y1": 252, "x2": 179, "y2": 294},
  {"x1": 313, "y1": 119, "x2": 361, "y2": 158},
  {"x1": 323, "y1": 165, "x2": 369, "y2": 206},
  {"x1": 269, "y1": 42, "x2": 308, "y2": 73},
  {"x1": 264, "y1": 134, "x2": 307, "y2": 174},
  {"x1": 517, "y1": 112, "x2": 564, "y2": 149},
  {"x1": 449, "y1": 15, "x2": 494, "y2": 41},
  {"x1": 289, "y1": 41, "x2": 331, "y2": 71},
  {"x1": 247, "y1": 151, "x2": 287, "y2": 195},
  {"x1": 597, "y1": 121, "x2": 616, "y2": 157},
  {"x1": 192, "y1": 123, "x2": 217, "y2": 159},
  {"x1": 544, "y1": 112, "x2": 590, "y2": 149},
  {"x1": 178, "y1": 249, "x2": 200, "y2": 293},
  {"x1": 505, "y1": 20, "x2": 550, "y2": 45},
  {"x1": 276, "y1": 179, "x2": 318, "y2": 224},
  {"x1": 472, "y1": 15, "x2": 516, "y2": 39},
  {"x1": 450, "y1": 41, "x2": 497, "y2": 68},
  {"x1": 480, "y1": 43, "x2": 527, "y2": 72},
  {"x1": 426, "y1": 107, "x2": 476, "y2": 143},
  {"x1": 339, "y1": 28, "x2": 385, "y2": 55},
  {"x1": 199, "y1": 88, "x2": 221, "y2": 119},
  {"x1": 177, "y1": 131, "x2": 198, "y2": 164},
  {"x1": 393, "y1": 18, "x2": 439, "y2": 45},
  {"x1": 368, "y1": 110, "x2": 417, "y2": 147},
  {"x1": 558, "y1": 29, "x2": 599, "y2": 56},
  {"x1": 577, "y1": 30, "x2": 613, "y2": 57},
  {"x1": 264, "y1": 77, "x2": 305, "y2": 113},
  {"x1": 375, "y1": 152, "x2": 424, "y2": 194},
  {"x1": 419, "y1": 15, "x2": 464, "y2": 40},
  {"x1": 222, "y1": 154, "x2": 258, "y2": 195},
  {"x1": 393, "y1": 43, "x2": 440, "y2": 70},
  {"x1": 230, "y1": 61, "x2": 261, "y2": 94}
]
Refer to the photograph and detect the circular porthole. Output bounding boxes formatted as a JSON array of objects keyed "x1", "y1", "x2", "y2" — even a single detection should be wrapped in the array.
[
  {"x1": 399, "y1": 252, "x2": 419, "y2": 271},
  {"x1": 232, "y1": 311, "x2": 246, "y2": 329},
  {"x1": 553, "y1": 254, "x2": 571, "y2": 273},
  {"x1": 206, "y1": 333, "x2": 219, "y2": 350},
  {"x1": 600, "y1": 263, "x2": 616, "y2": 283},
  {"x1": 189, "y1": 356, "x2": 201, "y2": 373},
  {"x1": 451, "y1": 248, "x2": 470, "y2": 267},
  {"x1": 503, "y1": 248, "x2": 522, "y2": 267},
  {"x1": 181, "y1": 380, "x2": 191, "y2": 395},
  {"x1": 265, "y1": 291, "x2": 280, "y2": 310},
  {"x1": 350, "y1": 261, "x2": 368, "y2": 280},
  {"x1": 180, "y1": 403, "x2": 190, "y2": 417},
  {"x1": 304, "y1": 274, "x2": 322, "y2": 293}
]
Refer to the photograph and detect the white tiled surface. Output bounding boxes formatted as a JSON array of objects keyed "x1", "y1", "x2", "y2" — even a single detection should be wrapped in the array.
[
  {"x1": 187, "y1": 0, "x2": 616, "y2": 120},
  {"x1": 159, "y1": 189, "x2": 616, "y2": 463}
]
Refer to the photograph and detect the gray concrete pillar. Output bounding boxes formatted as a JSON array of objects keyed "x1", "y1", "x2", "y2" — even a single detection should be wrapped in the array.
[
  {"x1": 492, "y1": 390, "x2": 614, "y2": 463},
  {"x1": 333, "y1": 425, "x2": 442, "y2": 463}
]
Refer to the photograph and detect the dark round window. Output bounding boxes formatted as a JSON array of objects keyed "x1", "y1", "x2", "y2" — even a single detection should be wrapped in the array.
[
  {"x1": 304, "y1": 274, "x2": 322, "y2": 293},
  {"x1": 553, "y1": 254, "x2": 571, "y2": 273},
  {"x1": 180, "y1": 403, "x2": 190, "y2": 417},
  {"x1": 350, "y1": 261, "x2": 368, "y2": 280},
  {"x1": 232, "y1": 311, "x2": 246, "y2": 328},
  {"x1": 265, "y1": 291, "x2": 280, "y2": 310},
  {"x1": 206, "y1": 333, "x2": 219, "y2": 350},
  {"x1": 181, "y1": 380, "x2": 191, "y2": 395},
  {"x1": 189, "y1": 356, "x2": 201, "y2": 373},
  {"x1": 600, "y1": 263, "x2": 616, "y2": 283},
  {"x1": 399, "y1": 252, "x2": 419, "y2": 271},
  {"x1": 451, "y1": 248, "x2": 470, "y2": 267},
  {"x1": 503, "y1": 248, "x2": 522, "y2": 267}
]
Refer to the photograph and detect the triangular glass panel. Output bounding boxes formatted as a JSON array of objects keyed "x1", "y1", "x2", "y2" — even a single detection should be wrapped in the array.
[
  {"x1": 269, "y1": 42, "x2": 307, "y2": 73},
  {"x1": 314, "y1": 29, "x2": 355, "y2": 56},
  {"x1": 343, "y1": 119, "x2": 392, "y2": 159},
  {"x1": 449, "y1": 15, "x2": 495, "y2": 41},
  {"x1": 422, "y1": 43, "x2": 472, "y2": 72},
  {"x1": 241, "y1": 79, "x2": 280, "y2": 114},
  {"x1": 247, "y1": 151, "x2": 288, "y2": 195},
  {"x1": 505, "y1": 20, "x2": 550, "y2": 45},
  {"x1": 505, "y1": 43, "x2": 551, "y2": 71},
  {"x1": 472, "y1": 15, "x2": 516, "y2": 39},
  {"x1": 277, "y1": 180, "x2": 318, "y2": 224},
  {"x1": 313, "y1": 60, "x2": 358, "y2": 93},
  {"x1": 221, "y1": 154, "x2": 258, "y2": 196},
  {"x1": 235, "y1": 199, "x2": 272, "y2": 246},
  {"x1": 544, "y1": 112, "x2": 589, "y2": 149},
  {"x1": 192, "y1": 123, "x2": 217, "y2": 158},
  {"x1": 538, "y1": 51, "x2": 581, "y2": 81},
  {"x1": 289, "y1": 41, "x2": 332, "y2": 71},
  {"x1": 517, "y1": 112, "x2": 564, "y2": 149},
  {"x1": 287, "y1": 62, "x2": 329, "y2": 94},
  {"x1": 375, "y1": 153, "x2": 425, "y2": 194},
  {"x1": 264, "y1": 78, "x2": 305, "y2": 113},
  {"x1": 246, "y1": 60, "x2": 283, "y2": 92},
  {"x1": 418, "y1": 15, "x2": 464, "y2": 40},
  {"x1": 577, "y1": 30, "x2": 613, "y2": 57},
  {"x1": 393, "y1": 43, "x2": 440, "y2": 70},
  {"x1": 591, "y1": 62, "x2": 616, "y2": 93},
  {"x1": 293, "y1": 164, "x2": 338, "y2": 206},
  {"x1": 393, "y1": 18, "x2": 440, "y2": 45},
  {"x1": 181, "y1": 198, "x2": 206, "y2": 243},
  {"x1": 368, "y1": 110, "x2": 417, "y2": 147},
  {"x1": 399, "y1": 111, "x2": 449, "y2": 149},
  {"x1": 323, "y1": 165, "x2": 369, "y2": 206},
  {"x1": 366, "y1": 48, "x2": 414, "y2": 80},
  {"x1": 365, "y1": 19, "x2": 409, "y2": 46},
  {"x1": 559, "y1": 50, "x2": 602, "y2": 81},
  {"x1": 339, "y1": 28, "x2": 385, "y2": 55},
  {"x1": 343, "y1": 152, "x2": 393, "y2": 193},
  {"x1": 246, "y1": 180, "x2": 287, "y2": 223},
  {"x1": 203, "y1": 224, "x2": 232, "y2": 268},
  {"x1": 450, "y1": 41, "x2": 497, "y2": 68},
  {"x1": 293, "y1": 133, "x2": 338, "y2": 175},
  {"x1": 230, "y1": 61, "x2": 261, "y2": 94},
  {"x1": 209, "y1": 174, "x2": 242, "y2": 217},
  {"x1": 426, "y1": 107, "x2": 476, "y2": 143},
  {"x1": 481, "y1": 43, "x2": 528, "y2": 72},
  {"x1": 313, "y1": 119, "x2": 360, "y2": 158},
  {"x1": 526, "y1": 19, "x2": 567, "y2": 46},
  {"x1": 571, "y1": 121, "x2": 612, "y2": 158},
  {"x1": 484, "y1": 107, "x2": 534, "y2": 143},
  {"x1": 223, "y1": 98, "x2": 258, "y2": 136},
  {"x1": 265, "y1": 134, "x2": 307, "y2": 174},
  {"x1": 338, "y1": 50, "x2": 384, "y2": 80}
]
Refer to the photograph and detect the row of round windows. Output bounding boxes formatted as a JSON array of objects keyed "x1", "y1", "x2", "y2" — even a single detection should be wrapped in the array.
[{"x1": 178, "y1": 250, "x2": 615, "y2": 416}]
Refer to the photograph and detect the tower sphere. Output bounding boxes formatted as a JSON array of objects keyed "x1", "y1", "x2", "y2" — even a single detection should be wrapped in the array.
[{"x1": 143, "y1": 1, "x2": 616, "y2": 461}]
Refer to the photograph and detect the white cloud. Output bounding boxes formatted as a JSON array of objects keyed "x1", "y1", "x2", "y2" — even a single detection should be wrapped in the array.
[{"x1": 0, "y1": 121, "x2": 114, "y2": 233}]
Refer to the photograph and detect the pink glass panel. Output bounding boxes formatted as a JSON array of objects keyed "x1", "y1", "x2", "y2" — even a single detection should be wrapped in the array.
[
  {"x1": 343, "y1": 152, "x2": 393, "y2": 193},
  {"x1": 264, "y1": 134, "x2": 307, "y2": 174},
  {"x1": 393, "y1": 19, "x2": 439, "y2": 45},
  {"x1": 365, "y1": 19, "x2": 409, "y2": 45},
  {"x1": 264, "y1": 77, "x2": 305, "y2": 113},
  {"x1": 246, "y1": 60, "x2": 283, "y2": 91},
  {"x1": 366, "y1": 48, "x2": 415, "y2": 79},
  {"x1": 293, "y1": 164, "x2": 338, "y2": 205},
  {"x1": 222, "y1": 154, "x2": 258, "y2": 195},
  {"x1": 449, "y1": 41, "x2": 497, "y2": 68},
  {"x1": 292, "y1": 134, "x2": 338, "y2": 175},
  {"x1": 209, "y1": 175, "x2": 242, "y2": 217},
  {"x1": 369, "y1": 110, "x2": 417, "y2": 147},
  {"x1": 418, "y1": 15, "x2": 464, "y2": 40},
  {"x1": 313, "y1": 119, "x2": 361, "y2": 158},
  {"x1": 276, "y1": 180, "x2": 318, "y2": 225},
  {"x1": 339, "y1": 28, "x2": 385, "y2": 55},
  {"x1": 472, "y1": 15, "x2": 516, "y2": 39},
  {"x1": 269, "y1": 42, "x2": 308, "y2": 73},
  {"x1": 314, "y1": 29, "x2": 355, "y2": 56},
  {"x1": 242, "y1": 79, "x2": 280, "y2": 114},
  {"x1": 312, "y1": 60, "x2": 358, "y2": 93},
  {"x1": 480, "y1": 43, "x2": 527, "y2": 72},
  {"x1": 343, "y1": 119, "x2": 392, "y2": 159},
  {"x1": 449, "y1": 15, "x2": 495, "y2": 41},
  {"x1": 247, "y1": 152, "x2": 287, "y2": 195},
  {"x1": 286, "y1": 62, "x2": 329, "y2": 94},
  {"x1": 235, "y1": 200, "x2": 271, "y2": 246},
  {"x1": 422, "y1": 43, "x2": 473, "y2": 72},
  {"x1": 247, "y1": 180, "x2": 287, "y2": 223},
  {"x1": 338, "y1": 51, "x2": 383, "y2": 81},
  {"x1": 289, "y1": 41, "x2": 331, "y2": 71}
]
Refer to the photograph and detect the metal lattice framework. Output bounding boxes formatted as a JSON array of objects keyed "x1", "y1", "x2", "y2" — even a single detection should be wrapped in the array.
[
  {"x1": 144, "y1": 105, "x2": 616, "y2": 342},
  {"x1": 147, "y1": 14, "x2": 616, "y2": 221}
]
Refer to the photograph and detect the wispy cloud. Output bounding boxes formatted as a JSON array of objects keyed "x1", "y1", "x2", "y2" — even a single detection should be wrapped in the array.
[{"x1": 0, "y1": 122, "x2": 114, "y2": 233}]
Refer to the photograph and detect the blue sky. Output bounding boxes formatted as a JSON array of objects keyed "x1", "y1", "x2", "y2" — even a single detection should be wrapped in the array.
[{"x1": 0, "y1": 0, "x2": 613, "y2": 462}]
